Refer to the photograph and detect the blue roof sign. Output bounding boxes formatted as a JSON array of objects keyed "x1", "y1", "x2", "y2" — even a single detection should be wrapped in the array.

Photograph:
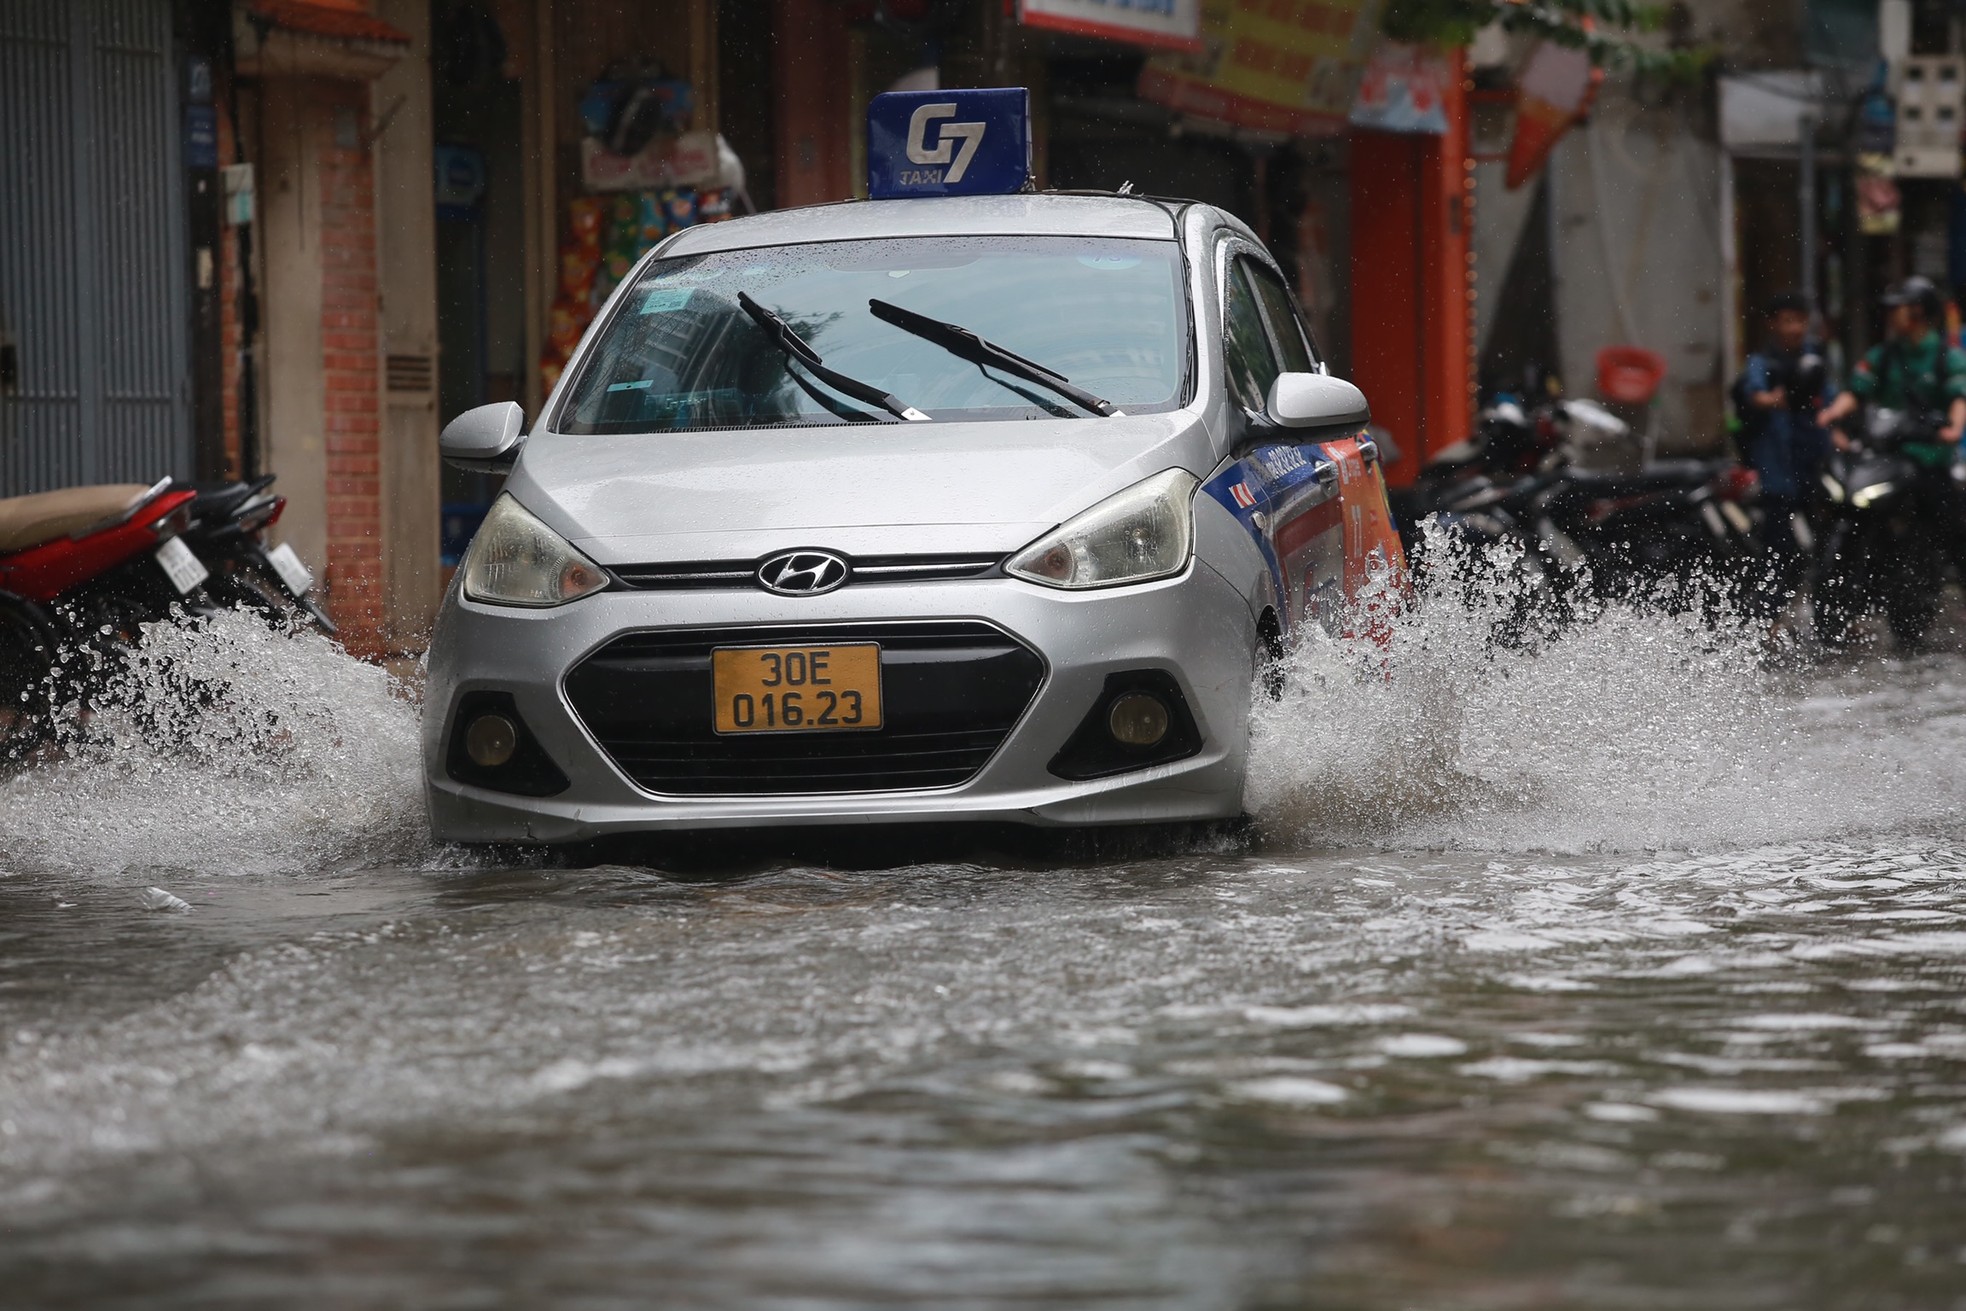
[{"x1": 866, "y1": 88, "x2": 1032, "y2": 200}]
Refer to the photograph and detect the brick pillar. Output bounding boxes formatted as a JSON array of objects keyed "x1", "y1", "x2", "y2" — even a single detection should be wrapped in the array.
[
  {"x1": 317, "y1": 84, "x2": 385, "y2": 653},
  {"x1": 257, "y1": 77, "x2": 387, "y2": 657}
]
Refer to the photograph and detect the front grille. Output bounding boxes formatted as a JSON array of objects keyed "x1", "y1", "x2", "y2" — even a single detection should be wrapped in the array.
[
  {"x1": 563, "y1": 621, "x2": 1045, "y2": 795},
  {"x1": 610, "y1": 554, "x2": 1001, "y2": 591}
]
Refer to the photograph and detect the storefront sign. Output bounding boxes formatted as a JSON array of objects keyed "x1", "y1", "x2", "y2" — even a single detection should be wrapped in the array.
[
  {"x1": 1718, "y1": 71, "x2": 1830, "y2": 151},
  {"x1": 1020, "y1": 0, "x2": 1203, "y2": 52},
  {"x1": 1136, "y1": 0, "x2": 1382, "y2": 137},
  {"x1": 434, "y1": 145, "x2": 487, "y2": 217},
  {"x1": 1349, "y1": 41, "x2": 1450, "y2": 135},
  {"x1": 222, "y1": 163, "x2": 253, "y2": 227},
  {"x1": 184, "y1": 55, "x2": 212, "y2": 105},
  {"x1": 581, "y1": 130, "x2": 725, "y2": 193},
  {"x1": 183, "y1": 105, "x2": 218, "y2": 170}
]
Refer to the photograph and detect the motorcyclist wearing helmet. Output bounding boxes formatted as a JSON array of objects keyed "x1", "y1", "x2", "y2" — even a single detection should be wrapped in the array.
[
  {"x1": 1815, "y1": 277, "x2": 1966, "y2": 578},
  {"x1": 1816, "y1": 276, "x2": 1966, "y2": 458}
]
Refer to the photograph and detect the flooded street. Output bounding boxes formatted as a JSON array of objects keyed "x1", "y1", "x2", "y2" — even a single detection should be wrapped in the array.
[{"x1": 4, "y1": 602, "x2": 1966, "y2": 1309}]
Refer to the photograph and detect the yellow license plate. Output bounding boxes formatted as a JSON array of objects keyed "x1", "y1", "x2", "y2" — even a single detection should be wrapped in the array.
[{"x1": 711, "y1": 644, "x2": 883, "y2": 735}]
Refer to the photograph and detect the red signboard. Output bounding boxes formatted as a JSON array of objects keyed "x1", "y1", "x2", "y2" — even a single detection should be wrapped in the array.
[
  {"x1": 1136, "y1": 0, "x2": 1381, "y2": 137},
  {"x1": 1020, "y1": 0, "x2": 1204, "y2": 52}
]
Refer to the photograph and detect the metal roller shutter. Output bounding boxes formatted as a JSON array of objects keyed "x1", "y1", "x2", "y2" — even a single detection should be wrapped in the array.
[{"x1": 0, "y1": 0, "x2": 190, "y2": 496}]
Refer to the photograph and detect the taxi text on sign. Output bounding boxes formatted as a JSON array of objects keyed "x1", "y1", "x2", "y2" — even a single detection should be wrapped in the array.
[{"x1": 866, "y1": 89, "x2": 1032, "y2": 200}]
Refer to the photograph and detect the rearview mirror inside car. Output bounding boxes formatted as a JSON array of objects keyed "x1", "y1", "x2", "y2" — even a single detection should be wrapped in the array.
[
  {"x1": 1265, "y1": 373, "x2": 1370, "y2": 434},
  {"x1": 441, "y1": 402, "x2": 526, "y2": 472}
]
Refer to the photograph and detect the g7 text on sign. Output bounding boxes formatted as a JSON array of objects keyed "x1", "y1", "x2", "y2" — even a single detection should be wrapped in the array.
[{"x1": 866, "y1": 88, "x2": 1032, "y2": 200}]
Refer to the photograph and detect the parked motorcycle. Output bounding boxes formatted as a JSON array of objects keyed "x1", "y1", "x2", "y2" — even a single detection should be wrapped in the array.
[
  {"x1": 0, "y1": 474, "x2": 336, "y2": 758},
  {"x1": 1812, "y1": 407, "x2": 1950, "y2": 650},
  {"x1": 1390, "y1": 397, "x2": 1565, "y2": 550},
  {"x1": 180, "y1": 476, "x2": 337, "y2": 635},
  {"x1": 1532, "y1": 458, "x2": 1762, "y2": 611},
  {"x1": 1404, "y1": 391, "x2": 1765, "y2": 620},
  {"x1": 0, "y1": 479, "x2": 205, "y2": 752}
]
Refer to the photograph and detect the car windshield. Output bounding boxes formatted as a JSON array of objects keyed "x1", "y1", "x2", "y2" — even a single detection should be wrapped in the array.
[{"x1": 553, "y1": 235, "x2": 1189, "y2": 434}]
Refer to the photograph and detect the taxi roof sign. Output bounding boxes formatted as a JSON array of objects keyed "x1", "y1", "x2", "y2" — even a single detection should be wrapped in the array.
[{"x1": 866, "y1": 88, "x2": 1031, "y2": 201}]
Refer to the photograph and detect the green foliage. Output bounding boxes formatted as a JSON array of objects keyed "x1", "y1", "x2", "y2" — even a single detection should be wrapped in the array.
[{"x1": 1379, "y1": 0, "x2": 1704, "y2": 76}]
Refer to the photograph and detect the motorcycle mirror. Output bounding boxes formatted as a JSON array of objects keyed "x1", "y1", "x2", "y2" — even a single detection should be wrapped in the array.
[{"x1": 441, "y1": 402, "x2": 526, "y2": 472}]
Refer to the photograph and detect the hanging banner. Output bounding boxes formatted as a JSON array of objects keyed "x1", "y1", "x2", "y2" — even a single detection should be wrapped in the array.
[
  {"x1": 1857, "y1": 161, "x2": 1902, "y2": 235},
  {"x1": 1137, "y1": 0, "x2": 1384, "y2": 136},
  {"x1": 1020, "y1": 0, "x2": 1203, "y2": 52},
  {"x1": 1349, "y1": 41, "x2": 1451, "y2": 134},
  {"x1": 1505, "y1": 39, "x2": 1597, "y2": 189}
]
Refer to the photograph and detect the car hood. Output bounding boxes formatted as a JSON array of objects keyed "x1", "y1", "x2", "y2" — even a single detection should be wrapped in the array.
[{"x1": 507, "y1": 414, "x2": 1211, "y2": 563}]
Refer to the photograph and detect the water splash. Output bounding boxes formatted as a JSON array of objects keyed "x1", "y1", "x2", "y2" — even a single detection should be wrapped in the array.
[
  {"x1": 0, "y1": 610, "x2": 431, "y2": 877},
  {"x1": 1248, "y1": 533, "x2": 1966, "y2": 853},
  {"x1": 4, "y1": 544, "x2": 1964, "y2": 878}
]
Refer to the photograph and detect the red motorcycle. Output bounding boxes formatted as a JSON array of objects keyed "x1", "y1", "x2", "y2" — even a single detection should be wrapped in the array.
[{"x1": 0, "y1": 479, "x2": 206, "y2": 753}]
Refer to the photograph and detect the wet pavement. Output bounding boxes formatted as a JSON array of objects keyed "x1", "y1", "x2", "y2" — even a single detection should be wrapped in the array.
[{"x1": 3, "y1": 599, "x2": 1966, "y2": 1309}]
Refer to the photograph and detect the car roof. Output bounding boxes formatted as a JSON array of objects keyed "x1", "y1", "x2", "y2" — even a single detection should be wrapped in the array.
[{"x1": 660, "y1": 192, "x2": 1190, "y2": 257}]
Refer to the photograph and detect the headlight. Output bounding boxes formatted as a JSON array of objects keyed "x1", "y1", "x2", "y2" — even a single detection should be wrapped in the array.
[
  {"x1": 461, "y1": 493, "x2": 608, "y2": 607},
  {"x1": 1850, "y1": 482, "x2": 1895, "y2": 509},
  {"x1": 1006, "y1": 469, "x2": 1198, "y2": 590}
]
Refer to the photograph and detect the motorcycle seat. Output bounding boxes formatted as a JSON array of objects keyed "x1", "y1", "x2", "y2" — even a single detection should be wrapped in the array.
[
  {"x1": 192, "y1": 482, "x2": 255, "y2": 522},
  {"x1": 189, "y1": 475, "x2": 275, "y2": 523},
  {"x1": 0, "y1": 484, "x2": 155, "y2": 554}
]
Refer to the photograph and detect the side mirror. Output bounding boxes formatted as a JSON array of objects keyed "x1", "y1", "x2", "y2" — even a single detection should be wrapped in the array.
[
  {"x1": 440, "y1": 402, "x2": 526, "y2": 472},
  {"x1": 1265, "y1": 372, "x2": 1370, "y2": 434}
]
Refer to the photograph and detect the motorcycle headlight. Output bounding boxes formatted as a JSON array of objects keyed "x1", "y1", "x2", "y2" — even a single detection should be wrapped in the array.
[
  {"x1": 461, "y1": 494, "x2": 609, "y2": 607},
  {"x1": 1850, "y1": 482, "x2": 1895, "y2": 509},
  {"x1": 1006, "y1": 469, "x2": 1198, "y2": 590}
]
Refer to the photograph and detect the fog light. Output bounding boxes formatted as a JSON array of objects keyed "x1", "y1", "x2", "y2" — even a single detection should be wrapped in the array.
[
  {"x1": 464, "y1": 713, "x2": 518, "y2": 768},
  {"x1": 1107, "y1": 692, "x2": 1171, "y2": 748}
]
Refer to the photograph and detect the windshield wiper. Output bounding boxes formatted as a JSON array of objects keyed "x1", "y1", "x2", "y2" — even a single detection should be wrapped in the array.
[
  {"x1": 736, "y1": 292, "x2": 930, "y2": 423},
  {"x1": 868, "y1": 298, "x2": 1123, "y2": 418}
]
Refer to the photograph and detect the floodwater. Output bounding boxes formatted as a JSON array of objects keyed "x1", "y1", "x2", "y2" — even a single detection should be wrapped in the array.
[{"x1": 4, "y1": 570, "x2": 1966, "y2": 1310}]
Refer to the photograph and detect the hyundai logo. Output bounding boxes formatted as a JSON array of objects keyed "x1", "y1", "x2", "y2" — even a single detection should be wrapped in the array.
[{"x1": 756, "y1": 550, "x2": 850, "y2": 596}]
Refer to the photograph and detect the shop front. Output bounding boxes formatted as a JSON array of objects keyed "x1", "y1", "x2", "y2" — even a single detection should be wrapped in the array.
[
  {"x1": 430, "y1": 0, "x2": 746, "y2": 571},
  {"x1": 755, "y1": 0, "x2": 1475, "y2": 480}
]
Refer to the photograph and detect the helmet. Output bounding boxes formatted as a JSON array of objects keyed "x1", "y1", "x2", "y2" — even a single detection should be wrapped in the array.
[{"x1": 1881, "y1": 275, "x2": 1946, "y2": 323}]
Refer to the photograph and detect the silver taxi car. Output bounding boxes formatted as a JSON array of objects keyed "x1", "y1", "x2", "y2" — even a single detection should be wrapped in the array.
[{"x1": 425, "y1": 182, "x2": 1402, "y2": 843}]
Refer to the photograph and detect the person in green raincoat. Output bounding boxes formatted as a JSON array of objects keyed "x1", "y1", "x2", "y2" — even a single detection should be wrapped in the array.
[{"x1": 1816, "y1": 275, "x2": 1966, "y2": 577}]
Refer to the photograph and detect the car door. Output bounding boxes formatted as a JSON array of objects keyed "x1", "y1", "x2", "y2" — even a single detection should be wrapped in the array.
[
  {"x1": 1204, "y1": 247, "x2": 1346, "y2": 639},
  {"x1": 1240, "y1": 255, "x2": 1405, "y2": 611}
]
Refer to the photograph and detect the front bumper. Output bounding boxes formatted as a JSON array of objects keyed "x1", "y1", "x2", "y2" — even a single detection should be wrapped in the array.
[{"x1": 421, "y1": 563, "x2": 1259, "y2": 842}]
